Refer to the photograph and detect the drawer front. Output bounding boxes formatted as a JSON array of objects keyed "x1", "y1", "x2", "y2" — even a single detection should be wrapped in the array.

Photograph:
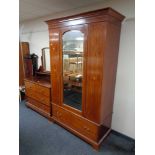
[
  {"x1": 25, "y1": 81, "x2": 50, "y2": 97},
  {"x1": 25, "y1": 81, "x2": 35, "y2": 90},
  {"x1": 34, "y1": 84, "x2": 50, "y2": 97},
  {"x1": 52, "y1": 104, "x2": 98, "y2": 141},
  {"x1": 27, "y1": 97, "x2": 50, "y2": 113},
  {"x1": 26, "y1": 89, "x2": 50, "y2": 106}
]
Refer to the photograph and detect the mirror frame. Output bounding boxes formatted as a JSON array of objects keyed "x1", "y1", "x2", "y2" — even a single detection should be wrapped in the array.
[
  {"x1": 60, "y1": 25, "x2": 87, "y2": 116},
  {"x1": 41, "y1": 47, "x2": 50, "y2": 73}
]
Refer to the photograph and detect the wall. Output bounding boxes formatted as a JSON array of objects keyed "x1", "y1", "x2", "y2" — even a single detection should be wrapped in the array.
[
  {"x1": 20, "y1": 0, "x2": 135, "y2": 138},
  {"x1": 19, "y1": 28, "x2": 49, "y2": 67},
  {"x1": 112, "y1": 19, "x2": 135, "y2": 138}
]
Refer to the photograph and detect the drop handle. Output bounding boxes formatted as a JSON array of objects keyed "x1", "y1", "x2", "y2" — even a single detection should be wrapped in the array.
[
  {"x1": 57, "y1": 111, "x2": 62, "y2": 117},
  {"x1": 41, "y1": 98, "x2": 45, "y2": 102},
  {"x1": 40, "y1": 90, "x2": 44, "y2": 93},
  {"x1": 83, "y1": 126, "x2": 90, "y2": 132}
]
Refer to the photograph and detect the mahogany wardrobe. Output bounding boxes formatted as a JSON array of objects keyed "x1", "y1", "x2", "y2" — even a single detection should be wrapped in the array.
[{"x1": 46, "y1": 7, "x2": 125, "y2": 150}]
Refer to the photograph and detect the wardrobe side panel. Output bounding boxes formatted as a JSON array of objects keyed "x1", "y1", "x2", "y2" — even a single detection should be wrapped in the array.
[
  {"x1": 101, "y1": 22, "x2": 122, "y2": 128},
  {"x1": 85, "y1": 22, "x2": 106, "y2": 124}
]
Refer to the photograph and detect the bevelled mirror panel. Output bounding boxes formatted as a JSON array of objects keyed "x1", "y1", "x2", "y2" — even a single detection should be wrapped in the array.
[{"x1": 62, "y1": 30, "x2": 84, "y2": 111}]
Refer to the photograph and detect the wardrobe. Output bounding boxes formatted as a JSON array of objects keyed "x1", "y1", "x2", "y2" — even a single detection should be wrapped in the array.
[{"x1": 46, "y1": 7, "x2": 125, "y2": 150}]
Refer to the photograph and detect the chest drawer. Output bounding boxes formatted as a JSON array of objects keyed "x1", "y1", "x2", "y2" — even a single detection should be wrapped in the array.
[
  {"x1": 25, "y1": 81, "x2": 50, "y2": 97},
  {"x1": 26, "y1": 89, "x2": 50, "y2": 106},
  {"x1": 27, "y1": 97, "x2": 50, "y2": 113},
  {"x1": 25, "y1": 81, "x2": 35, "y2": 90},
  {"x1": 52, "y1": 104, "x2": 98, "y2": 141}
]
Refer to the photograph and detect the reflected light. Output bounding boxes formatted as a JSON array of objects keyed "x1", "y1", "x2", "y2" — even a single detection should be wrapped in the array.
[
  {"x1": 53, "y1": 33, "x2": 59, "y2": 36},
  {"x1": 50, "y1": 38, "x2": 58, "y2": 41},
  {"x1": 76, "y1": 37, "x2": 84, "y2": 41},
  {"x1": 68, "y1": 19, "x2": 85, "y2": 25}
]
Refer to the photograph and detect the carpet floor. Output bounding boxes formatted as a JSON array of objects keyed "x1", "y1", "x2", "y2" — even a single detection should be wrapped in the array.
[{"x1": 19, "y1": 101, "x2": 135, "y2": 155}]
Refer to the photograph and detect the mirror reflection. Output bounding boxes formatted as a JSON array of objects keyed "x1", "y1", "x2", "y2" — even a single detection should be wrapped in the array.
[
  {"x1": 42, "y1": 47, "x2": 50, "y2": 72},
  {"x1": 62, "y1": 30, "x2": 84, "y2": 111}
]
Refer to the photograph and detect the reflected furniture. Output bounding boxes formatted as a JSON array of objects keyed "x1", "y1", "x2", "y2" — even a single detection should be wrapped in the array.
[
  {"x1": 46, "y1": 7, "x2": 125, "y2": 149},
  {"x1": 41, "y1": 47, "x2": 50, "y2": 72}
]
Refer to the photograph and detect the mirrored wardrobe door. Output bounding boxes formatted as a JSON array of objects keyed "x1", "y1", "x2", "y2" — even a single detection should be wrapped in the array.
[{"x1": 62, "y1": 30, "x2": 84, "y2": 111}]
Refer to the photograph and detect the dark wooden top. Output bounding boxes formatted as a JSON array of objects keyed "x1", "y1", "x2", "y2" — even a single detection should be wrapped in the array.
[
  {"x1": 45, "y1": 7, "x2": 125, "y2": 28},
  {"x1": 24, "y1": 77, "x2": 51, "y2": 88}
]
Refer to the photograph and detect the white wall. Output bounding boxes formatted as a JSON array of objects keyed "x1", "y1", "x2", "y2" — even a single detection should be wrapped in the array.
[
  {"x1": 112, "y1": 19, "x2": 135, "y2": 138},
  {"x1": 20, "y1": 29, "x2": 49, "y2": 67},
  {"x1": 20, "y1": 0, "x2": 135, "y2": 139}
]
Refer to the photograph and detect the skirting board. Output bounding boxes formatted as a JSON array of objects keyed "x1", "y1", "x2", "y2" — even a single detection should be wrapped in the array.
[
  {"x1": 111, "y1": 130, "x2": 135, "y2": 152},
  {"x1": 111, "y1": 130, "x2": 135, "y2": 142}
]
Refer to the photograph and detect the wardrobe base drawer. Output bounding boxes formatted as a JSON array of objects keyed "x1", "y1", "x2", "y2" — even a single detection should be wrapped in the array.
[
  {"x1": 51, "y1": 103, "x2": 111, "y2": 150},
  {"x1": 52, "y1": 103, "x2": 99, "y2": 141}
]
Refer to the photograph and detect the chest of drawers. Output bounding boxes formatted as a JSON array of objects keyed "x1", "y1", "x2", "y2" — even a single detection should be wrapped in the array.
[{"x1": 24, "y1": 77, "x2": 51, "y2": 118}]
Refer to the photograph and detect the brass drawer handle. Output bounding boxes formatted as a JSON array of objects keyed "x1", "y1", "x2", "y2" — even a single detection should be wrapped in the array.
[
  {"x1": 28, "y1": 86, "x2": 32, "y2": 89},
  {"x1": 57, "y1": 111, "x2": 62, "y2": 118},
  {"x1": 83, "y1": 126, "x2": 90, "y2": 132},
  {"x1": 39, "y1": 90, "x2": 45, "y2": 93},
  {"x1": 40, "y1": 98, "x2": 45, "y2": 102}
]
